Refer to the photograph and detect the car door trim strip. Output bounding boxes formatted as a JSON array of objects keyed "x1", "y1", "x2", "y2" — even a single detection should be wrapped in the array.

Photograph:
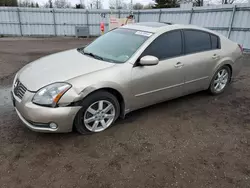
[
  {"x1": 185, "y1": 76, "x2": 209, "y2": 84},
  {"x1": 135, "y1": 76, "x2": 208, "y2": 97},
  {"x1": 135, "y1": 83, "x2": 184, "y2": 97}
]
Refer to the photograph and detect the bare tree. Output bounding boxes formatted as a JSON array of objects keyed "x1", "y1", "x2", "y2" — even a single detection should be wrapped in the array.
[
  {"x1": 76, "y1": 3, "x2": 85, "y2": 8},
  {"x1": 222, "y1": 0, "x2": 235, "y2": 3},
  {"x1": 181, "y1": 0, "x2": 203, "y2": 6},
  {"x1": 193, "y1": 0, "x2": 203, "y2": 6},
  {"x1": 49, "y1": 0, "x2": 52, "y2": 7},
  {"x1": 109, "y1": 0, "x2": 126, "y2": 9},
  {"x1": 19, "y1": 0, "x2": 31, "y2": 7},
  {"x1": 143, "y1": 3, "x2": 154, "y2": 9},
  {"x1": 122, "y1": 2, "x2": 129, "y2": 9},
  {"x1": 54, "y1": 0, "x2": 71, "y2": 8},
  {"x1": 133, "y1": 2, "x2": 143, "y2": 9},
  {"x1": 0, "y1": 0, "x2": 18, "y2": 6},
  {"x1": 153, "y1": 0, "x2": 181, "y2": 8},
  {"x1": 86, "y1": 2, "x2": 92, "y2": 9},
  {"x1": 44, "y1": 0, "x2": 53, "y2": 8},
  {"x1": 19, "y1": 0, "x2": 39, "y2": 7},
  {"x1": 88, "y1": 0, "x2": 103, "y2": 9}
]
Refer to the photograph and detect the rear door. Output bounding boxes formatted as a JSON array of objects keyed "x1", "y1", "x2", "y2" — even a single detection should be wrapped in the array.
[{"x1": 181, "y1": 29, "x2": 222, "y2": 94}]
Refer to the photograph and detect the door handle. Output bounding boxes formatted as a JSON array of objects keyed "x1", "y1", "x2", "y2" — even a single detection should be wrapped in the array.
[
  {"x1": 174, "y1": 62, "x2": 184, "y2": 68},
  {"x1": 212, "y1": 54, "x2": 220, "y2": 59}
]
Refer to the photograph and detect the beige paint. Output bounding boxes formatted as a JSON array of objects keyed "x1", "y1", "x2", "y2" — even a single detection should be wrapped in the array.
[{"x1": 13, "y1": 23, "x2": 243, "y2": 133}]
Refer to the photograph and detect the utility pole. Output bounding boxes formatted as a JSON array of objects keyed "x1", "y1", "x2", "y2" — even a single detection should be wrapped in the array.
[
  {"x1": 80, "y1": 0, "x2": 84, "y2": 8},
  {"x1": 130, "y1": 0, "x2": 133, "y2": 14}
]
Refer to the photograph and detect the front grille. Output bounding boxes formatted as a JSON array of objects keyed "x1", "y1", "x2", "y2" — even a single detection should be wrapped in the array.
[{"x1": 14, "y1": 79, "x2": 27, "y2": 100}]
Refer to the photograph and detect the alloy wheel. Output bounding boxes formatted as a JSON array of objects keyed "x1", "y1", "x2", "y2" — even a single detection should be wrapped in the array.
[
  {"x1": 83, "y1": 100, "x2": 116, "y2": 132},
  {"x1": 213, "y1": 68, "x2": 229, "y2": 92}
]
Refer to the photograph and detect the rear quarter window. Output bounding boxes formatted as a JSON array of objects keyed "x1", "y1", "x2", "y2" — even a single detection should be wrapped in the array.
[{"x1": 211, "y1": 34, "x2": 220, "y2": 49}]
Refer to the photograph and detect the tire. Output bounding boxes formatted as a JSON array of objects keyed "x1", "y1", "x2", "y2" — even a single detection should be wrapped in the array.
[
  {"x1": 74, "y1": 91, "x2": 120, "y2": 135},
  {"x1": 208, "y1": 65, "x2": 231, "y2": 95}
]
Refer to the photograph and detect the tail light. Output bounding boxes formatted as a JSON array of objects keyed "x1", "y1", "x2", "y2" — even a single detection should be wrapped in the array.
[{"x1": 238, "y1": 44, "x2": 243, "y2": 53}]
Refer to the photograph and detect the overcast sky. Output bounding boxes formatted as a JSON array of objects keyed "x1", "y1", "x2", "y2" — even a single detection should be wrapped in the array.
[
  {"x1": 33, "y1": 0, "x2": 250, "y2": 9},
  {"x1": 36, "y1": 0, "x2": 154, "y2": 8}
]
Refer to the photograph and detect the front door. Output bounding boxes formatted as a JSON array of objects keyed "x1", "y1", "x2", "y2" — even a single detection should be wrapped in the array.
[{"x1": 131, "y1": 30, "x2": 185, "y2": 110}]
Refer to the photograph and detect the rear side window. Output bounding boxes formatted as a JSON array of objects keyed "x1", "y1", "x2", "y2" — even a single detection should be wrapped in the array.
[
  {"x1": 142, "y1": 30, "x2": 182, "y2": 60},
  {"x1": 184, "y1": 30, "x2": 211, "y2": 54},
  {"x1": 211, "y1": 34, "x2": 220, "y2": 49}
]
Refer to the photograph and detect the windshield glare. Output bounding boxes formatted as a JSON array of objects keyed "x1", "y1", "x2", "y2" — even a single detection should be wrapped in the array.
[{"x1": 83, "y1": 28, "x2": 152, "y2": 63}]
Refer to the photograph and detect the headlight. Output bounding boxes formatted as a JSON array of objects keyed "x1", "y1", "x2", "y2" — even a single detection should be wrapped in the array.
[
  {"x1": 13, "y1": 73, "x2": 18, "y2": 87},
  {"x1": 32, "y1": 83, "x2": 71, "y2": 107}
]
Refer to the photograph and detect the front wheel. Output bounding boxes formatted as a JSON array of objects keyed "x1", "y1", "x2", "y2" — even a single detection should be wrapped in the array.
[
  {"x1": 74, "y1": 91, "x2": 120, "y2": 134},
  {"x1": 208, "y1": 66, "x2": 231, "y2": 95}
]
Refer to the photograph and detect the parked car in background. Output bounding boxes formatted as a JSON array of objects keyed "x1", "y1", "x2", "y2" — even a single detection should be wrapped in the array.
[{"x1": 12, "y1": 22, "x2": 243, "y2": 134}]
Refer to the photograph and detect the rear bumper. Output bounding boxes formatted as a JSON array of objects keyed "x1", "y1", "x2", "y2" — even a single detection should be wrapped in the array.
[{"x1": 13, "y1": 90, "x2": 81, "y2": 133}]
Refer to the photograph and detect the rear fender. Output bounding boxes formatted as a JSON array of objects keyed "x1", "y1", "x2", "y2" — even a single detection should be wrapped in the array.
[{"x1": 209, "y1": 57, "x2": 234, "y2": 83}]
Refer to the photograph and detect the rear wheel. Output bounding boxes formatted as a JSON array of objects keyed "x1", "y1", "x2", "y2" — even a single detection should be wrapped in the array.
[
  {"x1": 208, "y1": 66, "x2": 231, "y2": 95},
  {"x1": 74, "y1": 91, "x2": 120, "y2": 134}
]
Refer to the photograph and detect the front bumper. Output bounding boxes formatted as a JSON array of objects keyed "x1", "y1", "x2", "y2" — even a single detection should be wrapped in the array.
[{"x1": 12, "y1": 90, "x2": 81, "y2": 133}]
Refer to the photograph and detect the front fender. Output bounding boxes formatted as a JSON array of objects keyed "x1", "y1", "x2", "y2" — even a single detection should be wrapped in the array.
[
  {"x1": 59, "y1": 63, "x2": 133, "y2": 111},
  {"x1": 59, "y1": 81, "x2": 129, "y2": 106},
  {"x1": 78, "y1": 81, "x2": 127, "y2": 102}
]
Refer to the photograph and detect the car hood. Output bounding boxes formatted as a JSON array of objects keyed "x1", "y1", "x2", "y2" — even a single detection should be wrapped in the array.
[{"x1": 18, "y1": 49, "x2": 115, "y2": 91}]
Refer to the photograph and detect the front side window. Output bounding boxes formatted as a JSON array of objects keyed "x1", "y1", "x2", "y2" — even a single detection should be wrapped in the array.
[
  {"x1": 184, "y1": 30, "x2": 211, "y2": 54},
  {"x1": 80, "y1": 28, "x2": 151, "y2": 63},
  {"x1": 142, "y1": 30, "x2": 183, "y2": 60}
]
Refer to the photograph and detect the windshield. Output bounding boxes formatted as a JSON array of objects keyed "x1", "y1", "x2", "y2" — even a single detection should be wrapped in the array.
[{"x1": 81, "y1": 28, "x2": 152, "y2": 63}]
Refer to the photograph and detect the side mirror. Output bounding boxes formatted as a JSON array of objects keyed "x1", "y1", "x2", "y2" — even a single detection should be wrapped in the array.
[{"x1": 139, "y1": 55, "x2": 159, "y2": 66}]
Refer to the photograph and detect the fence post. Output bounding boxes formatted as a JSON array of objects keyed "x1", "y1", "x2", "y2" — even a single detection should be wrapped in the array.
[
  {"x1": 52, "y1": 9, "x2": 57, "y2": 36},
  {"x1": 86, "y1": 10, "x2": 89, "y2": 36},
  {"x1": 227, "y1": 5, "x2": 236, "y2": 39},
  {"x1": 86, "y1": 10, "x2": 89, "y2": 27},
  {"x1": 118, "y1": 10, "x2": 121, "y2": 18},
  {"x1": 189, "y1": 8, "x2": 193, "y2": 24},
  {"x1": 17, "y1": 8, "x2": 22, "y2": 36},
  {"x1": 158, "y1": 9, "x2": 162, "y2": 22},
  {"x1": 137, "y1": 10, "x2": 140, "y2": 22}
]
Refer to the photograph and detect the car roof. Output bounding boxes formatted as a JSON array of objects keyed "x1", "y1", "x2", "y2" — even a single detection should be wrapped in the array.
[
  {"x1": 122, "y1": 22, "x2": 221, "y2": 36},
  {"x1": 133, "y1": 22, "x2": 172, "y2": 28}
]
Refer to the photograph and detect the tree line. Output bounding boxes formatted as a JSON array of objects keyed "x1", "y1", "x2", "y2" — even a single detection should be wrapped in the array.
[{"x1": 0, "y1": 0, "x2": 241, "y2": 9}]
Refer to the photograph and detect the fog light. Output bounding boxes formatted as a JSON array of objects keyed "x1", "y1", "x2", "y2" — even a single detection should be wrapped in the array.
[{"x1": 49, "y1": 122, "x2": 58, "y2": 129}]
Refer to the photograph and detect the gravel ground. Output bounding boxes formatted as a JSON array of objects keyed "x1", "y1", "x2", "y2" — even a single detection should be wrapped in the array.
[{"x1": 0, "y1": 38, "x2": 250, "y2": 188}]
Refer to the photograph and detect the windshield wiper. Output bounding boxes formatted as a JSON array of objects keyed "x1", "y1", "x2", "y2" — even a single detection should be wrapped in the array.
[{"x1": 83, "y1": 51, "x2": 103, "y2": 60}]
